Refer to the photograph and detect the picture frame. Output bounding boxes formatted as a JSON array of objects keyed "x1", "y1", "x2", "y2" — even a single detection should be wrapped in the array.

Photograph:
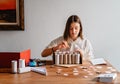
[{"x1": 0, "y1": 0, "x2": 24, "y2": 30}]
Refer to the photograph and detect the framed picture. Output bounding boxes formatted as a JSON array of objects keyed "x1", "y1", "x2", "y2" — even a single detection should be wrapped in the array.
[{"x1": 0, "y1": 0, "x2": 24, "y2": 30}]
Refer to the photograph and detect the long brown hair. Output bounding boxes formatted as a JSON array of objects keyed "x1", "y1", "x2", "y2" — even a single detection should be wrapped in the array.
[{"x1": 63, "y1": 15, "x2": 83, "y2": 41}]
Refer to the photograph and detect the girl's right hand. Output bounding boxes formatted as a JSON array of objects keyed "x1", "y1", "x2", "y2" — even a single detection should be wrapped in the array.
[{"x1": 57, "y1": 41, "x2": 69, "y2": 50}]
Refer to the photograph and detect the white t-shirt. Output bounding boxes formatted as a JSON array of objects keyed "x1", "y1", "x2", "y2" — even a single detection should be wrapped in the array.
[{"x1": 46, "y1": 36, "x2": 94, "y2": 60}]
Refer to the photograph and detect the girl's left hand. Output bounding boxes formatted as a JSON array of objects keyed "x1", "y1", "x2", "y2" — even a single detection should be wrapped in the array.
[{"x1": 74, "y1": 48, "x2": 84, "y2": 56}]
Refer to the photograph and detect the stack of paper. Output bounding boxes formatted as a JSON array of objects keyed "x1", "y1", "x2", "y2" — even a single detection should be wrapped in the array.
[
  {"x1": 90, "y1": 58, "x2": 107, "y2": 65},
  {"x1": 97, "y1": 73, "x2": 117, "y2": 83},
  {"x1": 31, "y1": 67, "x2": 47, "y2": 76}
]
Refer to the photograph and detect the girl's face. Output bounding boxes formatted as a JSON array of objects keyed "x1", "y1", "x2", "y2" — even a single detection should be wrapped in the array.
[{"x1": 69, "y1": 22, "x2": 80, "y2": 40}]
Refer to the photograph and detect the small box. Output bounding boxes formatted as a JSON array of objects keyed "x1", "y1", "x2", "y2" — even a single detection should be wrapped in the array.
[{"x1": 0, "y1": 49, "x2": 30, "y2": 68}]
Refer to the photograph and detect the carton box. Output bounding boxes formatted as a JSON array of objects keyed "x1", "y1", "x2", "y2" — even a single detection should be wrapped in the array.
[{"x1": 0, "y1": 49, "x2": 30, "y2": 68}]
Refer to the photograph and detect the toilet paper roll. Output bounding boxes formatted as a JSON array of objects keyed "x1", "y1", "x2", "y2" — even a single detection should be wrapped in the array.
[
  {"x1": 68, "y1": 53, "x2": 71, "y2": 64},
  {"x1": 31, "y1": 67, "x2": 47, "y2": 76},
  {"x1": 76, "y1": 54, "x2": 80, "y2": 64},
  {"x1": 19, "y1": 59, "x2": 25, "y2": 68},
  {"x1": 63, "y1": 54, "x2": 67, "y2": 64},
  {"x1": 11, "y1": 60, "x2": 17, "y2": 74},
  {"x1": 18, "y1": 67, "x2": 31, "y2": 73},
  {"x1": 55, "y1": 54, "x2": 59, "y2": 65},
  {"x1": 59, "y1": 54, "x2": 63, "y2": 64}
]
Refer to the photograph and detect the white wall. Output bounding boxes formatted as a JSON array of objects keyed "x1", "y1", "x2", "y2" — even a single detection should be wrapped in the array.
[{"x1": 0, "y1": 0, "x2": 120, "y2": 71}]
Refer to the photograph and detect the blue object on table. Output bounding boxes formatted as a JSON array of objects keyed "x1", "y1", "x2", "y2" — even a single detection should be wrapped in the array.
[{"x1": 29, "y1": 59, "x2": 37, "y2": 67}]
